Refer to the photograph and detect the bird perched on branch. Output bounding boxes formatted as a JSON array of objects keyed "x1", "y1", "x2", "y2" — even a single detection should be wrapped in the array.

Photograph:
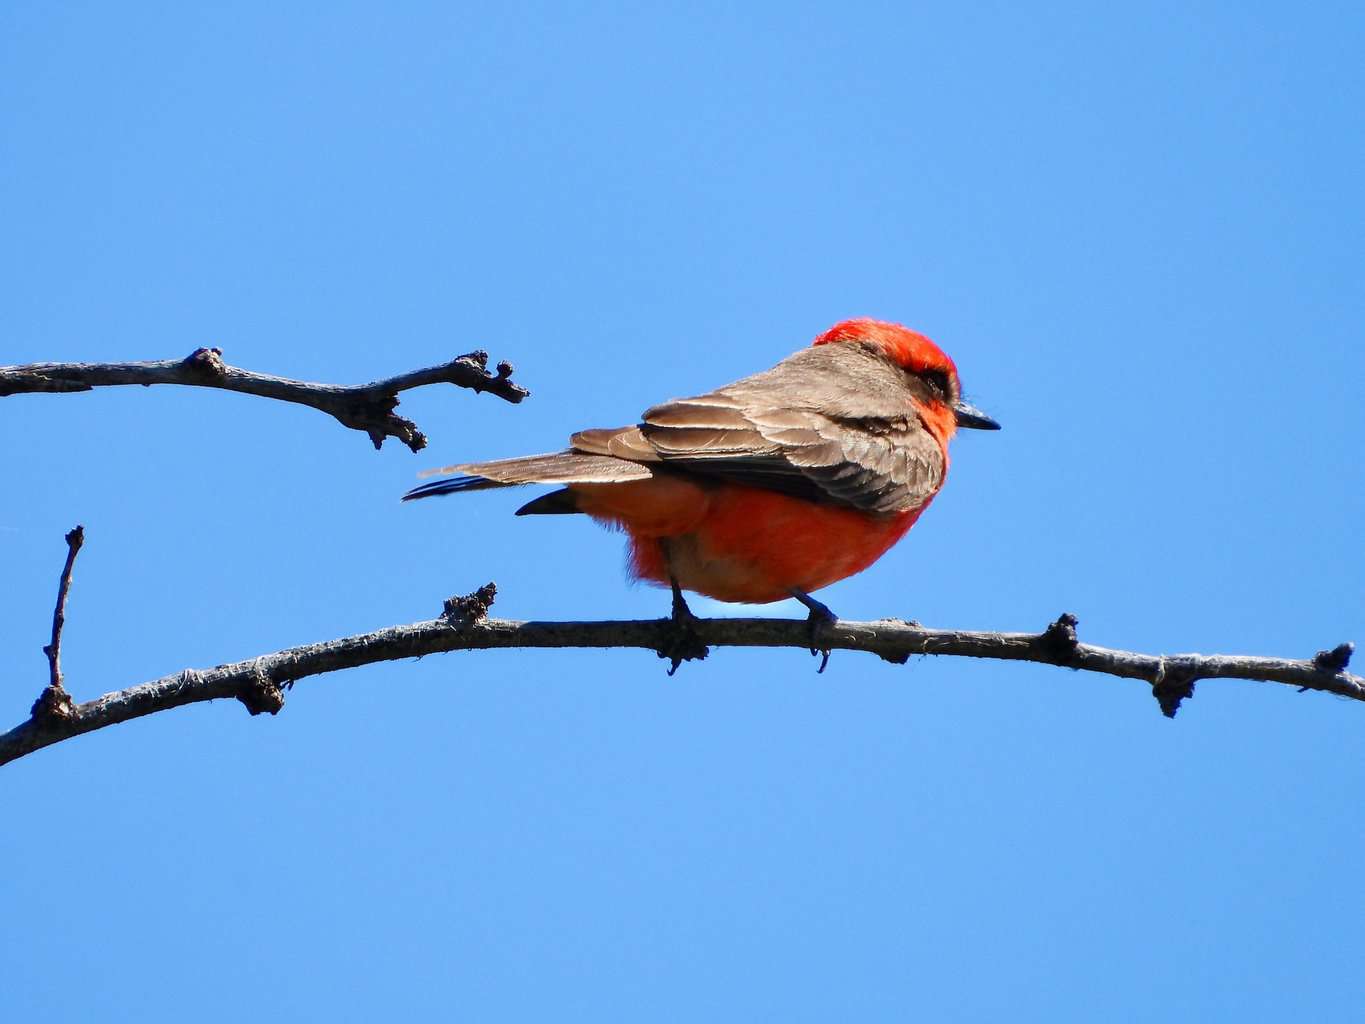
[{"x1": 404, "y1": 318, "x2": 998, "y2": 669}]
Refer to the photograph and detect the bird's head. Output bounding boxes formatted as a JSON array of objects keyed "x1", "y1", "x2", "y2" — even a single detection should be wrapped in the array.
[{"x1": 813, "y1": 317, "x2": 1000, "y2": 437}]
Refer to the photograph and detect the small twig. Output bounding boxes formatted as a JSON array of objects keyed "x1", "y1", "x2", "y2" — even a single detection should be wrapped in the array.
[
  {"x1": 0, "y1": 347, "x2": 530, "y2": 452},
  {"x1": 1039, "y1": 612, "x2": 1080, "y2": 662},
  {"x1": 1314, "y1": 643, "x2": 1354, "y2": 675},
  {"x1": 2, "y1": 586, "x2": 1359, "y2": 766},
  {"x1": 43, "y1": 525, "x2": 84, "y2": 688},
  {"x1": 33, "y1": 525, "x2": 84, "y2": 722},
  {"x1": 442, "y1": 582, "x2": 499, "y2": 626}
]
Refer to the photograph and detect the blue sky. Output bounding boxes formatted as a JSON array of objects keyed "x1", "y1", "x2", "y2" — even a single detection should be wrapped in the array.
[{"x1": 3, "y1": 2, "x2": 1363, "y2": 1019}]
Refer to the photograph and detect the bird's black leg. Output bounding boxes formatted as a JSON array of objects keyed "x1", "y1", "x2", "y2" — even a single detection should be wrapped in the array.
[
  {"x1": 790, "y1": 589, "x2": 837, "y2": 673},
  {"x1": 658, "y1": 540, "x2": 708, "y2": 675}
]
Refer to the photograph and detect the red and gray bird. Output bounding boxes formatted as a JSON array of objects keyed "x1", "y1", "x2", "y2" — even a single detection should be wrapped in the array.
[{"x1": 405, "y1": 318, "x2": 998, "y2": 641}]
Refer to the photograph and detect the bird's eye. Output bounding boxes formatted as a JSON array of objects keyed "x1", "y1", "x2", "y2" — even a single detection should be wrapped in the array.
[{"x1": 923, "y1": 370, "x2": 951, "y2": 399}]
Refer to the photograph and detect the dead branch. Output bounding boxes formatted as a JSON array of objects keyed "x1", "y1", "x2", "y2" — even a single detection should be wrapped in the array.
[
  {"x1": 31, "y1": 525, "x2": 85, "y2": 723},
  {"x1": 3, "y1": 581, "x2": 1357, "y2": 768},
  {"x1": 0, "y1": 347, "x2": 530, "y2": 452}
]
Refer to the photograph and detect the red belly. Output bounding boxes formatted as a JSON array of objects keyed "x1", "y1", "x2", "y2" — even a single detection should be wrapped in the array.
[{"x1": 573, "y1": 477, "x2": 932, "y2": 604}]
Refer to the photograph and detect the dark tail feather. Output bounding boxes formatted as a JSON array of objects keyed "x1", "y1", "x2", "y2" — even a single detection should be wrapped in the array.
[
  {"x1": 515, "y1": 488, "x2": 581, "y2": 516},
  {"x1": 404, "y1": 449, "x2": 654, "y2": 503},
  {"x1": 401, "y1": 474, "x2": 510, "y2": 502}
]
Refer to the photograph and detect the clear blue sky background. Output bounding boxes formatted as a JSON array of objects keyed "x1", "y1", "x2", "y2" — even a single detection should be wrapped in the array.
[{"x1": 3, "y1": 3, "x2": 1362, "y2": 1020}]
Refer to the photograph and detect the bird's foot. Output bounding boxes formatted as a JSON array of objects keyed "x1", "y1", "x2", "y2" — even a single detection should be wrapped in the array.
[
  {"x1": 659, "y1": 582, "x2": 708, "y2": 675},
  {"x1": 791, "y1": 590, "x2": 837, "y2": 673}
]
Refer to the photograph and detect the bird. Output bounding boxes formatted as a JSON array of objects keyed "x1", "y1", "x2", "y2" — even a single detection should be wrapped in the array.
[{"x1": 403, "y1": 318, "x2": 999, "y2": 669}]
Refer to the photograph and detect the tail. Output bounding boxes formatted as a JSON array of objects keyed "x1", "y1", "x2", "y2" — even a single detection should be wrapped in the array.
[
  {"x1": 402, "y1": 449, "x2": 654, "y2": 503},
  {"x1": 401, "y1": 474, "x2": 505, "y2": 501}
]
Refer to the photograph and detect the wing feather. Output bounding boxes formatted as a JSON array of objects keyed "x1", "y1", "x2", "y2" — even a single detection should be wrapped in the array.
[
  {"x1": 414, "y1": 341, "x2": 944, "y2": 512},
  {"x1": 635, "y1": 342, "x2": 945, "y2": 512}
]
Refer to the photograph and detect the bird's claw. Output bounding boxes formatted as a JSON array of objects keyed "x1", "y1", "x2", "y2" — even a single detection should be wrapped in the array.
[
  {"x1": 791, "y1": 590, "x2": 837, "y2": 673},
  {"x1": 807, "y1": 609, "x2": 835, "y2": 673},
  {"x1": 660, "y1": 583, "x2": 708, "y2": 675}
]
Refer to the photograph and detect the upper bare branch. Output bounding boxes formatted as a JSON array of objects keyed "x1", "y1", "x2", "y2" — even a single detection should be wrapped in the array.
[
  {"x1": 0, "y1": 347, "x2": 530, "y2": 451},
  {"x1": 3, "y1": 583, "x2": 1357, "y2": 767}
]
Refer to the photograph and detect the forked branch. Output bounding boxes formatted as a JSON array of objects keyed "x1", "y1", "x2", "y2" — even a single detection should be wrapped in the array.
[{"x1": 0, "y1": 347, "x2": 530, "y2": 451}]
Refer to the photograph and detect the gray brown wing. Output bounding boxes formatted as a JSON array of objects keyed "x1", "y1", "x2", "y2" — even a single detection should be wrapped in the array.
[
  {"x1": 635, "y1": 342, "x2": 944, "y2": 513},
  {"x1": 410, "y1": 342, "x2": 942, "y2": 512}
]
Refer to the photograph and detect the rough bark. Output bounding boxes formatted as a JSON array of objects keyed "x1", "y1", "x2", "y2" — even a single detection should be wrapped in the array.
[
  {"x1": 3, "y1": 585, "x2": 1357, "y2": 767},
  {"x1": 0, "y1": 347, "x2": 529, "y2": 451}
]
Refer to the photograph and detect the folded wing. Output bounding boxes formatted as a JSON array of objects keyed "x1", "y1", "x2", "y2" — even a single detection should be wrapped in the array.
[
  {"x1": 635, "y1": 342, "x2": 944, "y2": 513},
  {"x1": 406, "y1": 341, "x2": 943, "y2": 514}
]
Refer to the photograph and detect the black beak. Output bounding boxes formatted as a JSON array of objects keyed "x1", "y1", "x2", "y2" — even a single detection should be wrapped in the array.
[{"x1": 953, "y1": 399, "x2": 1000, "y2": 431}]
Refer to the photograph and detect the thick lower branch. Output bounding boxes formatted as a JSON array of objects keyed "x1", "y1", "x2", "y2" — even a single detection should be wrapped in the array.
[
  {"x1": 2, "y1": 610, "x2": 1358, "y2": 766},
  {"x1": 0, "y1": 347, "x2": 530, "y2": 451}
]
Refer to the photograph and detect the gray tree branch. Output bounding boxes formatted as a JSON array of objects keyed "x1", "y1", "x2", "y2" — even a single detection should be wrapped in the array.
[
  {"x1": 0, "y1": 346, "x2": 530, "y2": 451},
  {"x1": 3, "y1": 583, "x2": 1358, "y2": 767},
  {"x1": 31, "y1": 525, "x2": 85, "y2": 723}
]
